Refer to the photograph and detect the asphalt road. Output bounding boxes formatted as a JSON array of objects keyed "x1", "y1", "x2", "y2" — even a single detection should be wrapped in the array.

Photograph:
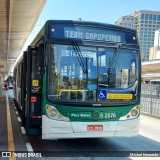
[{"x1": 26, "y1": 114, "x2": 160, "y2": 160}]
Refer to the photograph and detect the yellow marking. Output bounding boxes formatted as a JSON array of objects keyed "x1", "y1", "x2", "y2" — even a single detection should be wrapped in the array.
[
  {"x1": 107, "y1": 94, "x2": 133, "y2": 100},
  {"x1": 6, "y1": 92, "x2": 16, "y2": 160},
  {"x1": 32, "y1": 80, "x2": 39, "y2": 86},
  {"x1": 136, "y1": 105, "x2": 141, "y2": 110}
]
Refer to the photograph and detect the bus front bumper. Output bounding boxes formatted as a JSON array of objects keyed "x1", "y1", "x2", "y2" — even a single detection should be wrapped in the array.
[{"x1": 42, "y1": 115, "x2": 140, "y2": 140}]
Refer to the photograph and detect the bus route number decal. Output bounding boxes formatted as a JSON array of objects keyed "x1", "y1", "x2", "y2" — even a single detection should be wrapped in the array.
[
  {"x1": 32, "y1": 80, "x2": 39, "y2": 87},
  {"x1": 99, "y1": 113, "x2": 117, "y2": 119}
]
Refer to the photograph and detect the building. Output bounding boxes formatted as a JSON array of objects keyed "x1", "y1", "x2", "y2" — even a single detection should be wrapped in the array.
[
  {"x1": 149, "y1": 46, "x2": 160, "y2": 60},
  {"x1": 115, "y1": 10, "x2": 160, "y2": 61},
  {"x1": 154, "y1": 29, "x2": 160, "y2": 46},
  {"x1": 149, "y1": 29, "x2": 160, "y2": 60},
  {"x1": 115, "y1": 15, "x2": 136, "y2": 29}
]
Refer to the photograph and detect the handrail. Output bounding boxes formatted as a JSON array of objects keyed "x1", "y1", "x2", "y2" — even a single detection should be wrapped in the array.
[{"x1": 57, "y1": 89, "x2": 88, "y2": 95}]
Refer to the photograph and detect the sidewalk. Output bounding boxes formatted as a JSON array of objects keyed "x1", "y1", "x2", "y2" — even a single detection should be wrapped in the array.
[{"x1": 0, "y1": 91, "x2": 27, "y2": 152}]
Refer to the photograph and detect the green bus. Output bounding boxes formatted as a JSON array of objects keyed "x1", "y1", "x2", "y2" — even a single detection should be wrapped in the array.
[{"x1": 13, "y1": 20, "x2": 141, "y2": 140}]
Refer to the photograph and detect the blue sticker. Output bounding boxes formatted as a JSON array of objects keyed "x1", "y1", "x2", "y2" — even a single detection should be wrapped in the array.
[{"x1": 98, "y1": 90, "x2": 106, "y2": 99}]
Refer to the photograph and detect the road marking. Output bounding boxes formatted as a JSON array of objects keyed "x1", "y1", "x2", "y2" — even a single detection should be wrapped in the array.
[
  {"x1": 15, "y1": 106, "x2": 34, "y2": 153},
  {"x1": 20, "y1": 128, "x2": 34, "y2": 152},
  {"x1": 21, "y1": 127, "x2": 26, "y2": 134},
  {"x1": 6, "y1": 92, "x2": 16, "y2": 160},
  {"x1": 26, "y1": 143, "x2": 33, "y2": 151},
  {"x1": 17, "y1": 117, "x2": 21, "y2": 122}
]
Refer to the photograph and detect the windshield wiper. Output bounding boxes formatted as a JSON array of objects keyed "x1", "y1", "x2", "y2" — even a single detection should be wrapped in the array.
[
  {"x1": 72, "y1": 40, "x2": 88, "y2": 74},
  {"x1": 109, "y1": 44, "x2": 121, "y2": 70},
  {"x1": 108, "y1": 44, "x2": 121, "y2": 87},
  {"x1": 72, "y1": 40, "x2": 90, "y2": 90}
]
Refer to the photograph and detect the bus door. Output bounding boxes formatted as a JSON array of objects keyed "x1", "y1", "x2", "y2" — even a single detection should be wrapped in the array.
[
  {"x1": 25, "y1": 45, "x2": 44, "y2": 135},
  {"x1": 21, "y1": 51, "x2": 27, "y2": 126}
]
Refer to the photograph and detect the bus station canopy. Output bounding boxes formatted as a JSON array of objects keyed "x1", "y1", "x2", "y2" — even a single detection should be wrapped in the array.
[{"x1": 0, "y1": 0, "x2": 46, "y2": 78}]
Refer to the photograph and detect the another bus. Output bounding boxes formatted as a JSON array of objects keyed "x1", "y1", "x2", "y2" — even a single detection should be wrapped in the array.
[{"x1": 13, "y1": 20, "x2": 141, "y2": 140}]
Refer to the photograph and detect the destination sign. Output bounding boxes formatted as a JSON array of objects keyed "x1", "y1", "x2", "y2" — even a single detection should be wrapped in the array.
[
  {"x1": 64, "y1": 27, "x2": 124, "y2": 43},
  {"x1": 50, "y1": 25, "x2": 137, "y2": 44}
]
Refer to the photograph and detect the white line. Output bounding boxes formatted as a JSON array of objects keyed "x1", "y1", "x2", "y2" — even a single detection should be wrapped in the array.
[
  {"x1": 26, "y1": 143, "x2": 33, "y2": 152},
  {"x1": 14, "y1": 107, "x2": 16, "y2": 110},
  {"x1": 15, "y1": 111, "x2": 18, "y2": 115},
  {"x1": 21, "y1": 127, "x2": 26, "y2": 134},
  {"x1": 17, "y1": 117, "x2": 21, "y2": 122}
]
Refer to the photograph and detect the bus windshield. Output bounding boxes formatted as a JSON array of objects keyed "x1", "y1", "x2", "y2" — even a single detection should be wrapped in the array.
[{"x1": 48, "y1": 44, "x2": 139, "y2": 103}]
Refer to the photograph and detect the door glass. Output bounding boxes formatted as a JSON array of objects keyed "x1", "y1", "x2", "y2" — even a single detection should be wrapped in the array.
[{"x1": 31, "y1": 50, "x2": 42, "y2": 93}]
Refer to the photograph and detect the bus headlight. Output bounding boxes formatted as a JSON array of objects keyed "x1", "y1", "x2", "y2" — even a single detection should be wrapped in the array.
[
  {"x1": 46, "y1": 105, "x2": 69, "y2": 122},
  {"x1": 119, "y1": 106, "x2": 140, "y2": 120},
  {"x1": 131, "y1": 109, "x2": 138, "y2": 116},
  {"x1": 48, "y1": 108, "x2": 58, "y2": 117}
]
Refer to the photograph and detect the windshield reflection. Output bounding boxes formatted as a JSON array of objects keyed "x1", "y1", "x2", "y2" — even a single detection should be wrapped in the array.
[
  {"x1": 98, "y1": 48, "x2": 138, "y2": 89},
  {"x1": 48, "y1": 44, "x2": 139, "y2": 103}
]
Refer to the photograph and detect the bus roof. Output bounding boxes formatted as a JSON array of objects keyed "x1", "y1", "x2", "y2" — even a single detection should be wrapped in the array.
[
  {"x1": 30, "y1": 20, "x2": 137, "y2": 47},
  {"x1": 46, "y1": 20, "x2": 136, "y2": 33}
]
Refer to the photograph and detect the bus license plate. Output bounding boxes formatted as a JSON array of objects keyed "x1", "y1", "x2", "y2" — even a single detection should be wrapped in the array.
[{"x1": 87, "y1": 125, "x2": 103, "y2": 131}]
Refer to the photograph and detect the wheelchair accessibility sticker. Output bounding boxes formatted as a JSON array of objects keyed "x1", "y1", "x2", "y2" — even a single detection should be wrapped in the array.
[{"x1": 98, "y1": 90, "x2": 106, "y2": 99}]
